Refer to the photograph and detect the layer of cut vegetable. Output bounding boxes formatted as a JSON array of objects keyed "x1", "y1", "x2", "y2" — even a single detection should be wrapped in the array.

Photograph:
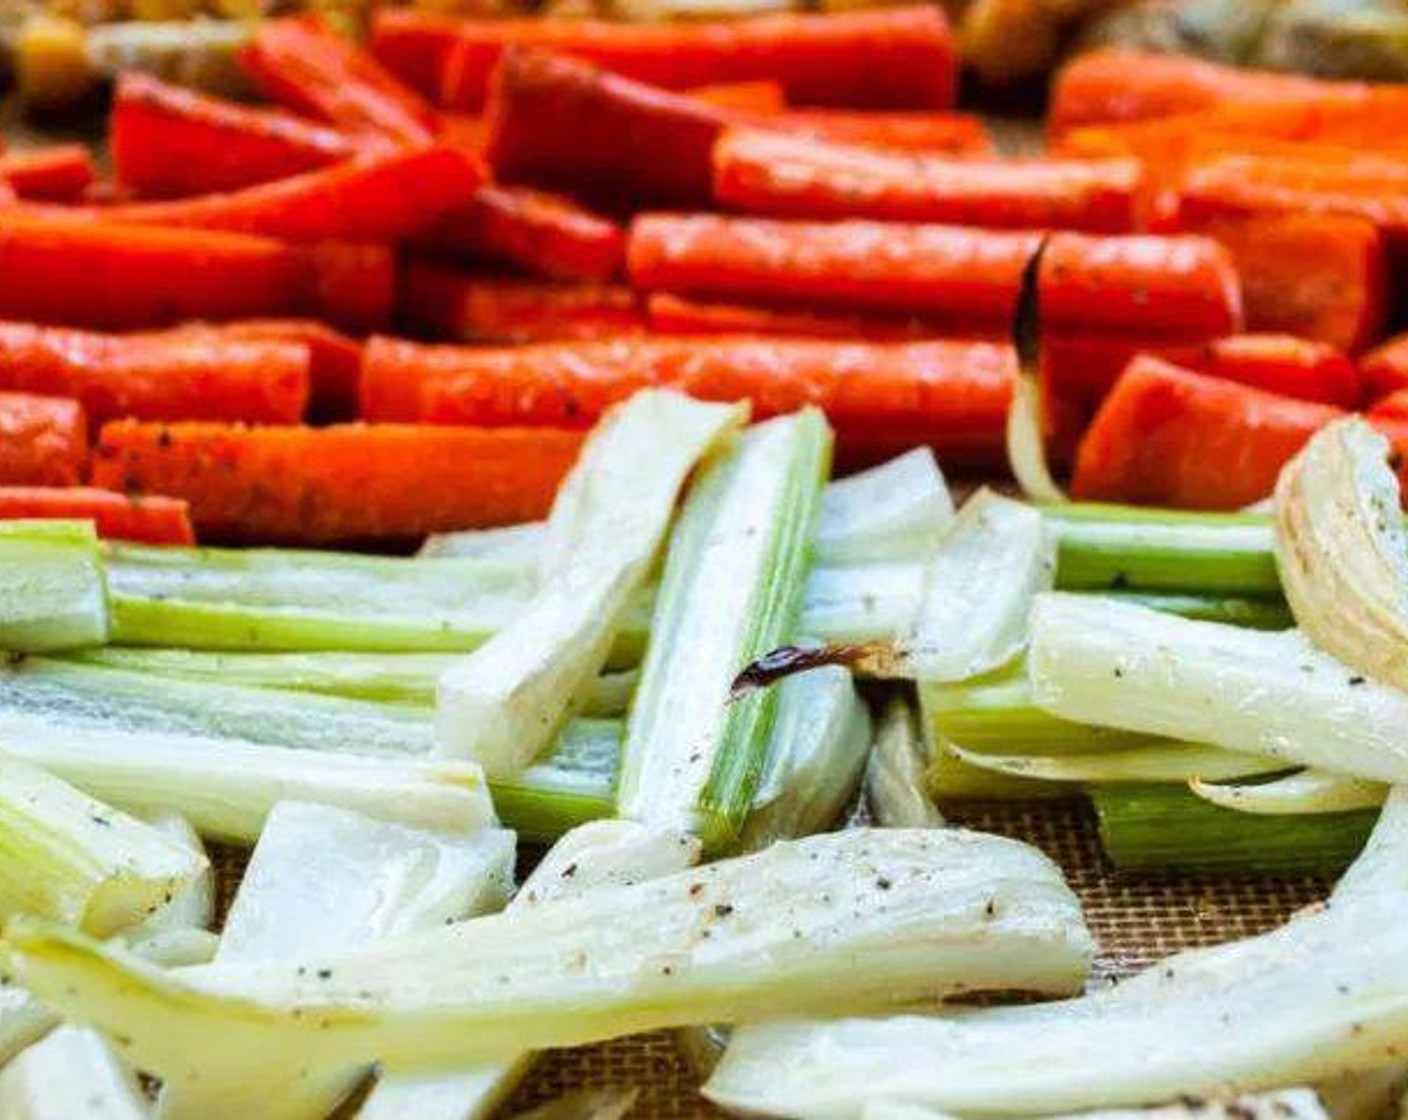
[
  {"x1": 859, "y1": 1091, "x2": 1330, "y2": 1120},
  {"x1": 617, "y1": 408, "x2": 832, "y2": 848},
  {"x1": 0, "y1": 1026, "x2": 151, "y2": 1120},
  {"x1": 948, "y1": 741, "x2": 1280, "y2": 784},
  {"x1": 0, "y1": 753, "x2": 206, "y2": 937},
  {"x1": 115, "y1": 811, "x2": 215, "y2": 967},
  {"x1": 813, "y1": 449, "x2": 953, "y2": 564},
  {"x1": 865, "y1": 698, "x2": 944, "y2": 829},
  {"x1": 0, "y1": 520, "x2": 108, "y2": 652},
  {"x1": 3, "y1": 829, "x2": 1092, "y2": 1090},
  {"x1": 1190, "y1": 770, "x2": 1387, "y2": 815},
  {"x1": 436, "y1": 391, "x2": 744, "y2": 774}
]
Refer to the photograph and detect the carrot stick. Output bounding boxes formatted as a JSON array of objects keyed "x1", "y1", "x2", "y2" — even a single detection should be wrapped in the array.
[
  {"x1": 240, "y1": 14, "x2": 439, "y2": 146},
  {"x1": 1071, "y1": 356, "x2": 1343, "y2": 510},
  {"x1": 92, "y1": 419, "x2": 583, "y2": 544},
  {"x1": 0, "y1": 321, "x2": 310, "y2": 426},
  {"x1": 627, "y1": 214, "x2": 1242, "y2": 337},
  {"x1": 0, "y1": 212, "x2": 394, "y2": 332},
  {"x1": 689, "y1": 80, "x2": 787, "y2": 113},
  {"x1": 0, "y1": 391, "x2": 87, "y2": 486},
  {"x1": 62, "y1": 145, "x2": 481, "y2": 244},
  {"x1": 414, "y1": 183, "x2": 625, "y2": 283},
  {"x1": 712, "y1": 128, "x2": 1144, "y2": 232},
  {"x1": 644, "y1": 293, "x2": 939, "y2": 340},
  {"x1": 0, "y1": 145, "x2": 94, "y2": 202},
  {"x1": 762, "y1": 109, "x2": 992, "y2": 155},
  {"x1": 1039, "y1": 334, "x2": 1206, "y2": 411},
  {"x1": 111, "y1": 72, "x2": 361, "y2": 198},
  {"x1": 1175, "y1": 211, "x2": 1387, "y2": 354},
  {"x1": 401, "y1": 263, "x2": 643, "y2": 343},
  {"x1": 485, "y1": 48, "x2": 727, "y2": 209},
  {"x1": 1200, "y1": 333, "x2": 1360, "y2": 408},
  {"x1": 1367, "y1": 387, "x2": 1408, "y2": 424},
  {"x1": 369, "y1": 10, "x2": 464, "y2": 101},
  {"x1": 1359, "y1": 333, "x2": 1408, "y2": 403},
  {"x1": 0, "y1": 486, "x2": 193, "y2": 544},
  {"x1": 359, "y1": 333, "x2": 1021, "y2": 465},
  {"x1": 428, "y1": 6, "x2": 957, "y2": 112}
]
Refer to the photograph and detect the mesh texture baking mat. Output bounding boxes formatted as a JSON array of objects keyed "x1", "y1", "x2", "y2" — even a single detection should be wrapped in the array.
[{"x1": 211, "y1": 798, "x2": 1332, "y2": 1119}]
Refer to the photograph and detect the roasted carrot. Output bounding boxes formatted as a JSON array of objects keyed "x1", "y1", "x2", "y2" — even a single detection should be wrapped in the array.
[
  {"x1": 63, "y1": 145, "x2": 481, "y2": 244},
  {"x1": 1359, "y1": 333, "x2": 1408, "y2": 403},
  {"x1": 92, "y1": 419, "x2": 583, "y2": 544},
  {"x1": 359, "y1": 334, "x2": 1021, "y2": 465},
  {"x1": 0, "y1": 145, "x2": 94, "y2": 202},
  {"x1": 689, "y1": 80, "x2": 787, "y2": 113},
  {"x1": 762, "y1": 109, "x2": 993, "y2": 155},
  {"x1": 428, "y1": 6, "x2": 957, "y2": 112},
  {"x1": 0, "y1": 321, "x2": 310, "y2": 426},
  {"x1": 1039, "y1": 334, "x2": 1205, "y2": 411},
  {"x1": 0, "y1": 212, "x2": 394, "y2": 332},
  {"x1": 1048, "y1": 49, "x2": 1356, "y2": 136},
  {"x1": 401, "y1": 263, "x2": 643, "y2": 343},
  {"x1": 415, "y1": 184, "x2": 625, "y2": 283},
  {"x1": 1367, "y1": 387, "x2": 1408, "y2": 424},
  {"x1": 0, "y1": 486, "x2": 193, "y2": 544},
  {"x1": 712, "y1": 129, "x2": 1144, "y2": 232},
  {"x1": 111, "y1": 72, "x2": 360, "y2": 198},
  {"x1": 627, "y1": 215, "x2": 1243, "y2": 338},
  {"x1": 644, "y1": 293, "x2": 939, "y2": 340},
  {"x1": 369, "y1": 10, "x2": 464, "y2": 101},
  {"x1": 1071, "y1": 356, "x2": 1343, "y2": 510},
  {"x1": 1176, "y1": 211, "x2": 1387, "y2": 354},
  {"x1": 1200, "y1": 333, "x2": 1360, "y2": 408},
  {"x1": 240, "y1": 14, "x2": 439, "y2": 146},
  {"x1": 485, "y1": 48, "x2": 727, "y2": 209},
  {"x1": 0, "y1": 391, "x2": 87, "y2": 486}
]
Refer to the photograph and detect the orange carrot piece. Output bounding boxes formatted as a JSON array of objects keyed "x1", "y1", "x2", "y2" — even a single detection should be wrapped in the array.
[
  {"x1": 1040, "y1": 334, "x2": 1206, "y2": 411},
  {"x1": 64, "y1": 145, "x2": 481, "y2": 244},
  {"x1": 689, "y1": 80, "x2": 787, "y2": 113},
  {"x1": 359, "y1": 334, "x2": 1019, "y2": 465},
  {"x1": 0, "y1": 212, "x2": 394, "y2": 333},
  {"x1": 0, "y1": 321, "x2": 310, "y2": 426},
  {"x1": 763, "y1": 109, "x2": 993, "y2": 154},
  {"x1": 92, "y1": 419, "x2": 582, "y2": 544},
  {"x1": 627, "y1": 215, "x2": 1242, "y2": 338},
  {"x1": 111, "y1": 72, "x2": 361, "y2": 198},
  {"x1": 401, "y1": 263, "x2": 642, "y2": 343},
  {"x1": 1201, "y1": 333, "x2": 1360, "y2": 408},
  {"x1": 241, "y1": 14, "x2": 439, "y2": 146},
  {"x1": 644, "y1": 293, "x2": 940, "y2": 340},
  {"x1": 712, "y1": 129, "x2": 1144, "y2": 232},
  {"x1": 429, "y1": 6, "x2": 957, "y2": 111},
  {"x1": 416, "y1": 184, "x2": 625, "y2": 284},
  {"x1": 1176, "y1": 211, "x2": 1387, "y2": 354},
  {"x1": 0, "y1": 391, "x2": 87, "y2": 486},
  {"x1": 1359, "y1": 333, "x2": 1408, "y2": 403},
  {"x1": 369, "y1": 10, "x2": 464, "y2": 101},
  {"x1": 0, "y1": 486, "x2": 193, "y2": 544},
  {"x1": 1367, "y1": 387, "x2": 1408, "y2": 423},
  {"x1": 0, "y1": 146, "x2": 94, "y2": 202},
  {"x1": 1071, "y1": 356, "x2": 1343, "y2": 510}
]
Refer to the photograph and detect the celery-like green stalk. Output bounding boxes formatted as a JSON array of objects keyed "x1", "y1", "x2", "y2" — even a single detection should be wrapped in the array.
[
  {"x1": 1190, "y1": 770, "x2": 1387, "y2": 815},
  {"x1": 1103, "y1": 591, "x2": 1292, "y2": 630},
  {"x1": 948, "y1": 742, "x2": 1280, "y2": 784},
  {"x1": 865, "y1": 699, "x2": 943, "y2": 829},
  {"x1": 1093, "y1": 784, "x2": 1375, "y2": 876},
  {"x1": 0, "y1": 1026, "x2": 150, "y2": 1120},
  {"x1": 489, "y1": 719, "x2": 621, "y2": 845},
  {"x1": 0, "y1": 755, "x2": 206, "y2": 936},
  {"x1": 437, "y1": 392, "x2": 745, "y2": 773},
  {"x1": 0, "y1": 521, "x2": 108, "y2": 652},
  {"x1": 618, "y1": 409, "x2": 832, "y2": 849}
]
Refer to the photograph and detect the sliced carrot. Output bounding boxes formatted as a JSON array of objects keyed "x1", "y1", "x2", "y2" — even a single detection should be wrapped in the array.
[
  {"x1": 111, "y1": 71, "x2": 360, "y2": 198},
  {"x1": 0, "y1": 391, "x2": 87, "y2": 486},
  {"x1": 0, "y1": 486, "x2": 193, "y2": 544},
  {"x1": 764, "y1": 109, "x2": 993, "y2": 154},
  {"x1": 401, "y1": 263, "x2": 643, "y2": 343},
  {"x1": 1040, "y1": 334, "x2": 1206, "y2": 411},
  {"x1": 359, "y1": 334, "x2": 1019, "y2": 465},
  {"x1": 369, "y1": 10, "x2": 464, "y2": 101},
  {"x1": 0, "y1": 212, "x2": 393, "y2": 332},
  {"x1": 627, "y1": 215, "x2": 1242, "y2": 338},
  {"x1": 1368, "y1": 387, "x2": 1408, "y2": 423},
  {"x1": 1071, "y1": 356, "x2": 1343, "y2": 510},
  {"x1": 1359, "y1": 333, "x2": 1408, "y2": 403},
  {"x1": 430, "y1": 6, "x2": 957, "y2": 111},
  {"x1": 65, "y1": 145, "x2": 481, "y2": 244},
  {"x1": 415, "y1": 184, "x2": 625, "y2": 284},
  {"x1": 689, "y1": 80, "x2": 787, "y2": 113},
  {"x1": 712, "y1": 128, "x2": 1144, "y2": 232},
  {"x1": 0, "y1": 145, "x2": 94, "y2": 202},
  {"x1": 92, "y1": 419, "x2": 582, "y2": 544},
  {"x1": 0, "y1": 321, "x2": 309, "y2": 426},
  {"x1": 240, "y1": 14, "x2": 439, "y2": 146},
  {"x1": 1176, "y1": 211, "x2": 1387, "y2": 354},
  {"x1": 1201, "y1": 333, "x2": 1359, "y2": 408},
  {"x1": 644, "y1": 293, "x2": 939, "y2": 340}
]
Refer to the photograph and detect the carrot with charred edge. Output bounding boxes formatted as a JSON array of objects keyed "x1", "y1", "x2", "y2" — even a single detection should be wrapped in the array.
[
  {"x1": 0, "y1": 146, "x2": 94, "y2": 201},
  {"x1": 0, "y1": 392, "x2": 87, "y2": 487},
  {"x1": 1071, "y1": 356, "x2": 1343, "y2": 510},
  {"x1": 401, "y1": 263, "x2": 642, "y2": 343},
  {"x1": 486, "y1": 48, "x2": 727, "y2": 209},
  {"x1": 712, "y1": 129, "x2": 1144, "y2": 232},
  {"x1": 689, "y1": 80, "x2": 786, "y2": 113},
  {"x1": 111, "y1": 72, "x2": 361, "y2": 198},
  {"x1": 416, "y1": 184, "x2": 625, "y2": 283},
  {"x1": 1177, "y1": 211, "x2": 1386, "y2": 354},
  {"x1": 0, "y1": 321, "x2": 310, "y2": 426},
  {"x1": 62, "y1": 145, "x2": 481, "y2": 244},
  {"x1": 1201, "y1": 334, "x2": 1360, "y2": 408},
  {"x1": 628, "y1": 215, "x2": 1242, "y2": 338},
  {"x1": 241, "y1": 14, "x2": 439, "y2": 146},
  {"x1": 429, "y1": 6, "x2": 956, "y2": 111},
  {"x1": 92, "y1": 420, "x2": 583, "y2": 545},
  {"x1": 0, "y1": 486, "x2": 193, "y2": 544},
  {"x1": 359, "y1": 334, "x2": 1023, "y2": 465},
  {"x1": 0, "y1": 212, "x2": 393, "y2": 333},
  {"x1": 1359, "y1": 334, "x2": 1408, "y2": 403},
  {"x1": 645, "y1": 293, "x2": 941, "y2": 340}
]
